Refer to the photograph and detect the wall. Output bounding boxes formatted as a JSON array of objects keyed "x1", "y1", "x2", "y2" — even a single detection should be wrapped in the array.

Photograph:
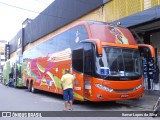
[
  {"x1": 150, "y1": 31, "x2": 160, "y2": 90},
  {"x1": 104, "y1": 0, "x2": 160, "y2": 22}
]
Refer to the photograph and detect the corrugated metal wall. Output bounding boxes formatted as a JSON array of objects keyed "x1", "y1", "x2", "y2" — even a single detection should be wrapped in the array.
[{"x1": 104, "y1": 0, "x2": 160, "y2": 22}]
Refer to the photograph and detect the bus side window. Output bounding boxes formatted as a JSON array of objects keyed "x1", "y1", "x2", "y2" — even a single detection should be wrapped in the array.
[
  {"x1": 72, "y1": 43, "x2": 94, "y2": 75},
  {"x1": 72, "y1": 48, "x2": 84, "y2": 73}
]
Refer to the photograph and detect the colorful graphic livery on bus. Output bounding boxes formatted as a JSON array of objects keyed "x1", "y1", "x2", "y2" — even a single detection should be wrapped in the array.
[{"x1": 22, "y1": 21, "x2": 155, "y2": 101}]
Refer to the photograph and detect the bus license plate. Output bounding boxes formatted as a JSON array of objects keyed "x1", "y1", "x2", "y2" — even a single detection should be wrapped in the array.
[{"x1": 121, "y1": 94, "x2": 129, "y2": 98}]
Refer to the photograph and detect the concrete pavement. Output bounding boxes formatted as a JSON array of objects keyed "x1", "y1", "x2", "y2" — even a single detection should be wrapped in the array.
[{"x1": 116, "y1": 90, "x2": 160, "y2": 110}]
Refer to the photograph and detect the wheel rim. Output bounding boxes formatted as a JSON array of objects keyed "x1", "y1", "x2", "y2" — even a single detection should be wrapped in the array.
[{"x1": 14, "y1": 81, "x2": 16, "y2": 87}]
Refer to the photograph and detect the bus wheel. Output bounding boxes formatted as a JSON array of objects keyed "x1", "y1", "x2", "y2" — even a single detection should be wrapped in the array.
[
  {"x1": 28, "y1": 82, "x2": 31, "y2": 92},
  {"x1": 31, "y1": 82, "x2": 37, "y2": 93},
  {"x1": 14, "y1": 80, "x2": 17, "y2": 88},
  {"x1": 73, "y1": 100, "x2": 81, "y2": 104}
]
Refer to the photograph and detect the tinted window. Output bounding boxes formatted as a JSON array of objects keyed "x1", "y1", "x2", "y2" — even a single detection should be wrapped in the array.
[
  {"x1": 23, "y1": 25, "x2": 88, "y2": 60},
  {"x1": 95, "y1": 46, "x2": 142, "y2": 79},
  {"x1": 72, "y1": 48, "x2": 83, "y2": 73}
]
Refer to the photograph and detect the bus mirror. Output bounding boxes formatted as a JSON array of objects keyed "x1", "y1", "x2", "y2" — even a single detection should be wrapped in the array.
[
  {"x1": 138, "y1": 44, "x2": 155, "y2": 58},
  {"x1": 81, "y1": 39, "x2": 102, "y2": 56}
]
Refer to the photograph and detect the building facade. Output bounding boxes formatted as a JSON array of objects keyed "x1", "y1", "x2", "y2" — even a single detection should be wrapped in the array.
[{"x1": 7, "y1": 0, "x2": 160, "y2": 90}]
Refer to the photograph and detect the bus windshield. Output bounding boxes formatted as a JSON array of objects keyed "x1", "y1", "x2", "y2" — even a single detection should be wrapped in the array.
[{"x1": 95, "y1": 46, "x2": 142, "y2": 79}]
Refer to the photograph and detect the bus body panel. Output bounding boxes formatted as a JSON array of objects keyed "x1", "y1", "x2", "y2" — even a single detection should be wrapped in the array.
[
  {"x1": 83, "y1": 77, "x2": 144, "y2": 101},
  {"x1": 23, "y1": 57, "x2": 86, "y2": 101}
]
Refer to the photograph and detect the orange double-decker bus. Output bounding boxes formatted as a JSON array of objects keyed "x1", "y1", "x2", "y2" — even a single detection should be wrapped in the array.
[{"x1": 22, "y1": 21, "x2": 155, "y2": 101}]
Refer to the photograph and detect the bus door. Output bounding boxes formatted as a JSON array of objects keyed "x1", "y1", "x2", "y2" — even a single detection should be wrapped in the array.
[
  {"x1": 138, "y1": 44, "x2": 159, "y2": 90},
  {"x1": 72, "y1": 43, "x2": 94, "y2": 101},
  {"x1": 83, "y1": 43, "x2": 94, "y2": 100},
  {"x1": 72, "y1": 47, "x2": 85, "y2": 101}
]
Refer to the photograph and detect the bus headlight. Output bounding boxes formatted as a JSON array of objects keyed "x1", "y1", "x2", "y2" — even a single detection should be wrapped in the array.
[
  {"x1": 135, "y1": 84, "x2": 142, "y2": 90},
  {"x1": 95, "y1": 84, "x2": 113, "y2": 92}
]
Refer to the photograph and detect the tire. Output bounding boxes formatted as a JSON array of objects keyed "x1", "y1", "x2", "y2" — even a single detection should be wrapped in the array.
[
  {"x1": 31, "y1": 82, "x2": 37, "y2": 93},
  {"x1": 73, "y1": 100, "x2": 81, "y2": 104},
  {"x1": 27, "y1": 82, "x2": 31, "y2": 92},
  {"x1": 14, "y1": 80, "x2": 17, "y2": 88}
]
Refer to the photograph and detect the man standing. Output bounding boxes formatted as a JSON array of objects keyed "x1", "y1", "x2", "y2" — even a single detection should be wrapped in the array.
[{"x1": 61, "y1": 69, "x2": 74, "y2": 111}]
